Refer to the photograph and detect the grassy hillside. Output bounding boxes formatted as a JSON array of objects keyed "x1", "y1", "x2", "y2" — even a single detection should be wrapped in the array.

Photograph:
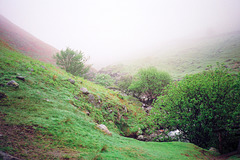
[
  {"x1": 0, "y1": 39, "x2": 220, "y2": 159},
  {"x1": 100, "y1": 31, "x2": 240, "y2": 80}
]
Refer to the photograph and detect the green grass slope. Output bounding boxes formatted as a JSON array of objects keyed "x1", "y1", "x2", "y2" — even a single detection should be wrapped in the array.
[
  {"x1": 0, "y1": 43, "x2": 217, "y2": 159},
  {"x1": 101, "y1": 31, "x2": 240, "y2": 80}
]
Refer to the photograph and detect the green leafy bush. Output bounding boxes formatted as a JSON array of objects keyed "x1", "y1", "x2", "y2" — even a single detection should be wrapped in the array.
[
  {"x1": 152, "y1": 64, "x2": 240, "y2": 153},
  {"x1": 117, "y1": 75, "x2": 133, "y2": 93},
  {"x1": 94, "y1": 74, "x2": 115, "y2": 87},
  {"x1": 129, "y1": 67, "x2": 171, "y2": 102},
  {"x1": 53, "y1": 47, "x2": 90, "y2": 76}
]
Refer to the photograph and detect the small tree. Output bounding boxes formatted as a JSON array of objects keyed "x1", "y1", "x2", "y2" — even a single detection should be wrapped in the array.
[
  {"x1": 152, "y1": 64, "x2": 240, "y2": 153},
  {"x1": 117, "y1": 75, "x2": 133, "y2": 93},
  {"x1": 129, "y1": 67, "x2": 171, "y2": 103},
  {"x1": 94, "y1": 73, "x2": 115, "y2": 87},
  {"x1": 53, "y1": 47, "x2": 90, "y2": 76}
]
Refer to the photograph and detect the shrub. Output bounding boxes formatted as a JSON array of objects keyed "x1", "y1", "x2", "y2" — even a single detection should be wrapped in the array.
[
  {"x1": 94, "y1": 74, "x2": 115, "y2": 87},
  {"x1": 53, "y1": 47, "x2": 90, "y2": 76},
  {"x1": 129, "y1": 67, "x2": 171, "y2": 103},
  {"x1": 117, "y1": 75, "x2": 133, "y2": 93},
  {"x1": 152, "y1": 64, "x2": 240, "y2": 153}
]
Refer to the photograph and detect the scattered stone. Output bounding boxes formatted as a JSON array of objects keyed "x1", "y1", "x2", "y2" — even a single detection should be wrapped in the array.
[
  {"x1": 44, "y1": 98, "x2": 50, "y2": 102},
  {"x1": 197, "y1": 66, "x2": 201, "y2": 69},
  {"x1": 97, "y1": 124, "x2": 112, "y2": 136},
  {"x1": 68, "y1": 78, "x2": 75, "y2": 84},
  {"x1": 168, "y1": 129, "x2": 181, "y2": 138},
  {"x1": 80, "y1": 87, "x2": 89, "y2": 94},
  {"x1": 6, "y1": 80, "x2": 19, "y2": 88},
  {"x1": 137, "y1": 135, "x2": 145, "y2": 141},
  {"x1": 0, "y1": 134, "x2": 3, "y2": 137},
  {"x1": 0, "y1": 151, "x2": 22, "y2": 160},
  {"x1": 0, "y1": 92, "x2": 7, "y2": 100},
  {"x1": 109, "y1": 109, "x2": 113, "y2": 113},
  {"x1": 209, "y1": 147, "x2": 219, "y2": 153},
  {"x1": 224, "y1": 65, "x2": 228, "y2": 68},
  {"x1": 145, "y1": 106, "x2": 153, "y2": 113},
  {"x1": 225, "y1": 59, "x2": 232, "y2": 62},
  {"x1": 28, "y1": 68, "x2": 34, "y2": 72},
  {"x1": 123, "y1": 105, "x2": 128, "y2": 112},
  {"x1": 88, "y1": 94, "x2": 96, "y2": 106},
  {"x1": 74, "y1": 96, "x2": 79, "y2": 100},
  {"x1": 149, "y1": 133, "x2": 157, "y2": 139},
  {"x1": 16, "y1": 76, "x2": 25, "y2": 81}
]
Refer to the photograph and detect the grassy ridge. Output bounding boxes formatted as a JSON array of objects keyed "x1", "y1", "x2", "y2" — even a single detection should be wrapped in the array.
[
  {"x1": 101, "y1": 31, "x2": 240, "y2": 80},
  {"x1": 0, "y1": 43, "x2": 216, "y2": 159}
]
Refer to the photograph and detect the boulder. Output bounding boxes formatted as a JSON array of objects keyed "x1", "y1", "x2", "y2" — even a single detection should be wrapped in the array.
[
  {"x1": 6, "y1": 80, "x2": 19, "y2": 88},
  {"x1": 97, "y1": 124, "x2": 112, "y2": 136},
  {"x1": 80, "y1": 87, "x2": 89, "y2": 94},
  {"x1": 137, "y1": 135, "x2": 145, "y2": 141},
  {"x1": 68, "y1": 78, "x2": 75, "y2": 84},
  {"x1": 16, "y1": 76, "x2": 25, "y2": 81},
  {"x1": 168, "y1": 129, "x2": 181, "y2": 138}
]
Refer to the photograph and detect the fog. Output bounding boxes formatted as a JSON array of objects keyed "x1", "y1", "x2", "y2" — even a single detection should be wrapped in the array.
[{"x1": 0, "y1": 0, "x2": 240, "y2": 68}]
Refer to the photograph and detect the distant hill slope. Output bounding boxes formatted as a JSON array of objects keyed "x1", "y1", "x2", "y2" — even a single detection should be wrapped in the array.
[
  {"x1": 0, "y1": 15, "x2": 58, "y2": 64},
  {"x1": 100, "y1": 31, "x2": 240, "y2": 80}
]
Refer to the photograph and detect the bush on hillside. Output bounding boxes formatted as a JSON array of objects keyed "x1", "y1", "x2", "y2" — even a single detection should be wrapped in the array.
[
  {"x1": 129, "y1": 67, "x2": 171, "y2": 103},
  {"x1": 117, "y1": 75, "x2": 133, "y2": 93},
  {"x1": 151, "y1": 64, "x2": 240, "y2": 153},
  {"x1": 94, "y1": 73, "x2": 115, "y2": 87},
  {"x1": 53, "y1": 47, "x2": 90, "y2": 76}
]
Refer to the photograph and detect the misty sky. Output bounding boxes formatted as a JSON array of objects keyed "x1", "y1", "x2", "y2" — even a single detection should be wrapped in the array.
[{"x1": 0, "y1": 0, "x2": 240, "y2": 68}]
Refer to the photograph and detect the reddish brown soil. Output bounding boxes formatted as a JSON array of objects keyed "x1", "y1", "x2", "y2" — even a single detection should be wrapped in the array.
[
  {"x1": 0, "y1": 113, "x2": 80, "y2": 159},
  {"x1": 0, "y1": 15, "x2": 59, "y2": 64}
]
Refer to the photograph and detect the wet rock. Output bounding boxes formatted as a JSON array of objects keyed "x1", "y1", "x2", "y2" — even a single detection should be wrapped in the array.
[
  {"x1": 6, "y1": 80, "x2": 19, "y2": 88},
  {"x1": 80, "y1": 87, "x2": 89, "y2": 94},
  {"x1": 16, "y1": 76, "x2": 25, "y2": 81},
  {"x1": 97, "y1": 124, "x2": 112, "y2": 136},
  {"x1": 68, "y1": 78, "x2": 75, "y2": 84}
]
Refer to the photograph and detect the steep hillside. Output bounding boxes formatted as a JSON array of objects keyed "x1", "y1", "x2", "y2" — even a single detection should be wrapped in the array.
[
  {"x1": 0, "y1": 15, "x2": 58, "y2": 64},
  {"x1": 100, "y1": 31, "x2": 240, "y2": 80},
  {"x1": 0, "y1": 40, "x2": 220, "y2": 159}
]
